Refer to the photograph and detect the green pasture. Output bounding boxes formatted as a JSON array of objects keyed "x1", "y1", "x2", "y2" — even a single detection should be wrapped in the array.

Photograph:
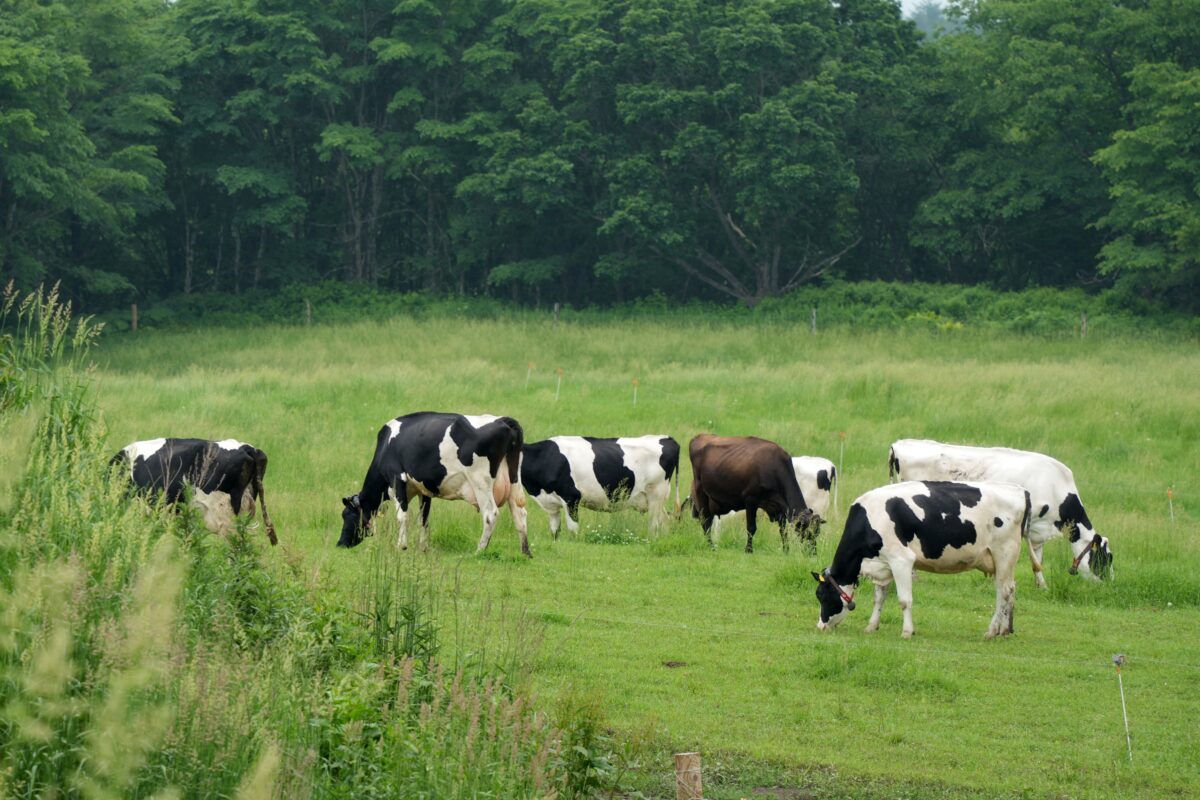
[{"x1": 95, "y1": 315, "x2": 1200, "y2": 799}]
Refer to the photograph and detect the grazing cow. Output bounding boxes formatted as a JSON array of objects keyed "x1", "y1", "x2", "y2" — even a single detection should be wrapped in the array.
[
  {"x1": 888, "y1": 439, "x2": 1111, "y2": 586},
  {"x1": 111, "y1": 438, "x2": 277, "y2": 545},
  {"x1": 520, "y1": 435, "x2": 680, "y2": 536},
  {"x1": 688, "y1": 434, "x2": 814, "y2": 553},
  {"x1": 714, "y1": 456, "x2": 835, "y2": 537},
  {"x1": 813, "y1": 480, "x2": 1029, "y2": 639},
  {"x1": 338, "y1": 412, "x2": 530, "y2": 556}
]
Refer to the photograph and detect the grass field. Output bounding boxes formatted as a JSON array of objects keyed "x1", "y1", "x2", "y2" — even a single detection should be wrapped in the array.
[{"x1": 94, "y1": 314, "x2": 1200, "y2": 799}]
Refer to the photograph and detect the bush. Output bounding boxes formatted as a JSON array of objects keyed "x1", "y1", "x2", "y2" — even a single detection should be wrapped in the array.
[{"x1": 1, "y1": 285, "x2": 615, "y2": 799}]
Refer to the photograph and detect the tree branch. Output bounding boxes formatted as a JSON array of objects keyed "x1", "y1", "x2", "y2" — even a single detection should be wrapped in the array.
[{"x1": 780, "y1": 237, "x2": 862, "y2": 293}]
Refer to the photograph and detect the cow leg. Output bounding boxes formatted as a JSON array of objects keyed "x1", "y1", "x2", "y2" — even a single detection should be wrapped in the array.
[
  {"x1": 564, "y1": 500, "x2": 581, "y2": 535},
  {"x1": 647, "y1": 483, "x2": 669, "y2": 533},
  {"x1": 417, "y1": 495, "x2": 432, "y2": 550},
  {"x1": 545, "y1": 503, "x2": 563, "y2": 539},
  {"x1": 778, "y1": 518, "x2": 789, "y2": 554},
  {"x1": 509, "y1": 485, "x2": 532, "y2": 558},
  {"x1": 1028, "y1": 539, "x2": 1048, "y2": 589},
  {"x1": 893, "y1": 564, "x2": 916, "y2": 638},
  {"x1": 986, "y1": 576, "x2": 1017, "y2": 639},
  {"x1": 744, "y1": 504, "x2": 758, "y2": 553},
  {"x1": 473, "y1": 476, "x2": 501, "y2": 553},
  {"x1": 865, "y1": 581, "x2": 890, "y2": 633},
  {"x1": 987, "y1": 544, "x2": 1019, "y2": 639},
  {"x1": 395, "y1": 487, "x2": 411, "y2": 550}
]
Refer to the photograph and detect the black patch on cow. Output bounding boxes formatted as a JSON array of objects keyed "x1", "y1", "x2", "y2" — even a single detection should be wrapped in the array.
[
  {"x1": 1039, "y1": 504, "x2": 1050, "y2": 518},
  {"x1": 994, "y1": 516, "x2": 1003, "y2": 528},
  {"x1": 817, "y1": 503, "x2": 885, "y2": 622},
  {"x1": 1054, "y1": 493, "x2": 1094, "y2": 542},
  {"x1": 816, "y1": 469, "x2": 832, "y2": 491},
  {"x1": 884, "y1": 481, "x2": 980, "y2": 560},
  {"x1": 659, "y1": 437, "x2": 680, "y2": 482},
  {"x1": 519, "y1": 440, "x2": 583, "y2": 512},
  {"x1": 589, "y1": 438, "x2": 636, "y2": 501}
]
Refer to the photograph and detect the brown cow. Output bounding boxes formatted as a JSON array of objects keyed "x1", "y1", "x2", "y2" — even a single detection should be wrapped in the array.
[{"x1": 688, "y1": 434, "x2": 815, "y2": 553}]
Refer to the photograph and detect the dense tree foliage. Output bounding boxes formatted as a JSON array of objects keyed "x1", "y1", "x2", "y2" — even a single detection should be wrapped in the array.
[{"x1": 0, "y1": 0, "x2": 1196, "y2": 311}]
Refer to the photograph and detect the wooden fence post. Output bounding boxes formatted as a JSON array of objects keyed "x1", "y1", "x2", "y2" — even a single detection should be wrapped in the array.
[
  {"x1": 305, "y1": 299, "x2": 312, "y2": 326},
  {"x1": 674, "y1": 752, "x2": 702, "y2": 800},
  {"x1": 131, "y1": 303, "x2": 138, "y2": 332},
  {"x1": 811, "y1": 307, "x2": 817, "y2": 334},
  {"x1": 553, "y1": 302, "x2": 560, "y2": 329},
  {"x1": 1080, "y1": 312, "x2": 1087, "y2": 338}
]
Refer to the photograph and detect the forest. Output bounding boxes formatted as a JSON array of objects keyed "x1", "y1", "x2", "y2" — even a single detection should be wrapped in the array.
[{"x1": 2, "y1": 0, "x2": 1198, "y2": 312}]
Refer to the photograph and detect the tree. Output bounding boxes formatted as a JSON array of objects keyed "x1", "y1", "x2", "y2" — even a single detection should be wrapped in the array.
[
  {"x1": 1094, "y1": 63, "x2": 1200, "y2": 308},
  {"x1": 598, "y1": 0, "x2": 861, "y2": 307}
]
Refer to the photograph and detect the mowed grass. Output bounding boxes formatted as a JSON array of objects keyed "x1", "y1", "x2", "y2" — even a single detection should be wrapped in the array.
[{"x1": 95, "y1": 315, "x2": 1200, "y2": 799}]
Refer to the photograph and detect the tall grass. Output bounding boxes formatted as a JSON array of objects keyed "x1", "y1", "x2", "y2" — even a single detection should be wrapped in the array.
[{"x1": 1, "y1": 286, "x2": 618, "y2": 798}]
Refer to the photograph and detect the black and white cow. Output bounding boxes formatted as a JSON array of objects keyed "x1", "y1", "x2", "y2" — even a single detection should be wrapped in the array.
[
  {"x1": 519, "y1": 435, "x2": 680, "y2": 536},
  {"x1": 111, "y1": 438, "x2": 277, "y2": 545},
  {"x1": 888, "y1": 439, "x2": 1111, "y2": 586},
  {"x1": 338, "y1": 412, "x2": 530, "y2": 556},
  {"x1": 813, "y1": 480, "x2": 1029, "y2": 639},
  {"x1": 714, "y1": 455, "x2": 835, "y2": 537},
  {"x1": 688, "y1": 434, "x2": 815, "y2": 553}
]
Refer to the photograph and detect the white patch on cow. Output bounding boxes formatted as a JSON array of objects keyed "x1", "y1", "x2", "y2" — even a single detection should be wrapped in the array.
[
  {"x1": 124, "y1": 438, "x2": 168, "y2": 464},
  {"x1": 385, "y1": 419, "x2": 403, "y2": 443},
  {"x1": 214, "y1": 439, "x2": 247, "y2": 452},
  {"x1": 463, "y1": 414, "x2": 499, "y2": 428},
  {"x1": 191, "y1": 488, "x2": 236, "y2": 534}
]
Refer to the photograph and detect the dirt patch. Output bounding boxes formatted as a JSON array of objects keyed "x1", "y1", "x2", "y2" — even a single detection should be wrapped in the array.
[{"x1": 662, "y1": 660, "x2": 688, "y2": 668}]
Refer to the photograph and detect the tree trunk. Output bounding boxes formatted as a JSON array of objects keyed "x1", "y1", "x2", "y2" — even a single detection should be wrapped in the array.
[
  {"x1": 214, "y1": 222, "x2": 224, "y2": 290},
  {"x1": 181, "y1": 190, "x2": 195, "y2": 295},
  {"x1": 232, "y1": 227, "x2": 242, "y2": 296},
  {"x1": 367, "y1": 163, "x2": 383, "y2": 284},
  {"x1": 253, "y1": 224, "x2": 266, "y2": 289}
]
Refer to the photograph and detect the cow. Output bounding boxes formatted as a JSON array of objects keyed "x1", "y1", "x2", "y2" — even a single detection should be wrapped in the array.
[
  {"x1": 813, "y1": 480, "x2": 1030, "y2": 639},
  {"x1": 110, "y1": 438, "x2": 277, "y2": 545},
  {"x1": 687, "y1": 434, "x2": 814, "y2": 553},
  {"x1": 713, "y1": 456, "x2": 835, "y2": 538},
  {"x1": 519, "y1": 435, "x2": 680, "y2": 536},
  {"x1": 337, "y1": 412, "x2": 530, "y2": 557},
  {"x1": 887, "y1": 439, "x2": 1111, "y2": 587}
]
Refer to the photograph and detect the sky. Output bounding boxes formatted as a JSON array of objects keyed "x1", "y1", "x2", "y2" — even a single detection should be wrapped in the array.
[{"x1": 901, "y1": 0, "x2": 945, "y2": 15}]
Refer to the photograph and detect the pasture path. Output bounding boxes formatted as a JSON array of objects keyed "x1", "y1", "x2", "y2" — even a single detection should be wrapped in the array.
[{"x1": 97, "y1": 317, "x2": 1200, "y2": 799}]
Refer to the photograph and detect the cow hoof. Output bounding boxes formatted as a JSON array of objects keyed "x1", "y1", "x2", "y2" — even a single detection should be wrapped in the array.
[
  {"x1": 865, "y1": 624, "x2": 879, "y2": 634},
  {"x1": 901, "y1": 630, "x2": 913, "y2": 639}
]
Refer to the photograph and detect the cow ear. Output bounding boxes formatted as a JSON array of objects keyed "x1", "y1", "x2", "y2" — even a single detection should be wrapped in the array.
[
  {"x1": 342, "y1": 496, "x2": 353, "y2": 508},
  {"x1": 811, "y1": 571, "x2": 824, "y2": 583}
]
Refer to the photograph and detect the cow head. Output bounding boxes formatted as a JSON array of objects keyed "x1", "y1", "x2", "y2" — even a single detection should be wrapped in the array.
[
  {"x1": 338, "y1": 494, "x2": 369, "y2": 548},
  {"x1": 793, "y1": 508, "x2": 819, "y2": 550},
  {"x1": 1070, "y1": 533, "x2": 1113, "y2": 580},
  {"x1": 812, "y1": 569, "x2": 856, "y2": 630}
]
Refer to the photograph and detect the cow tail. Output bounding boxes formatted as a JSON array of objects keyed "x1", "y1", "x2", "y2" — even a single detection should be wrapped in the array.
[
  {"x1": 252, "y1": 449, "x2": 278, "y2": 546},
  {"x1": 888, "y1": 447, "x2": 899, "y2": 482},
  {"x1": 498, "y1": 416, "x2": 524, "y2": 484},
  {"x1": 673, "y1": 464, "x2": 681, "y2": 518},
  {"x1": 1020, "y1": 489, "x2": 1032, "y2": 540}
]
